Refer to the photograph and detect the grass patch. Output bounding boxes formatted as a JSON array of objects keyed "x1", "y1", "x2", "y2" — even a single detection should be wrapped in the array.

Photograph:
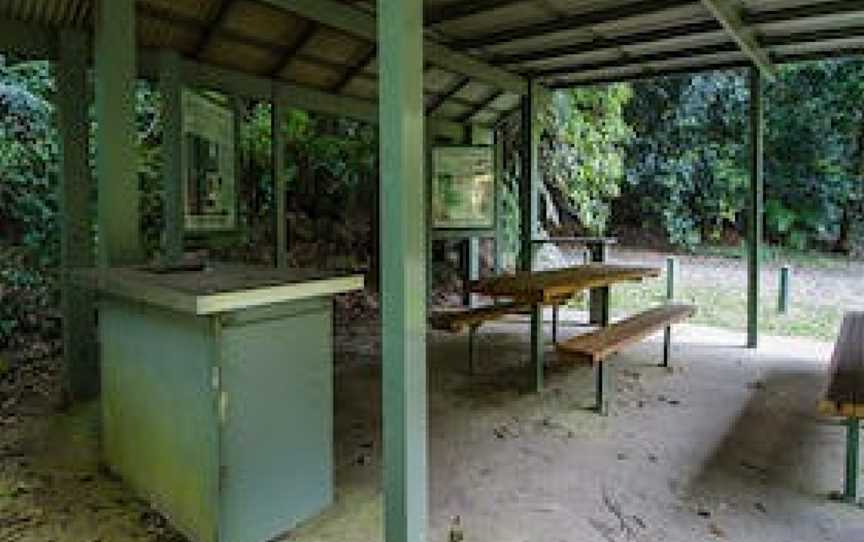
[
  {"x1": 688, "y1": 243, "x2": 857, "y2": 271},
  {"x1": 608, "y1": 277, "x2": 841, "y2": 341}
]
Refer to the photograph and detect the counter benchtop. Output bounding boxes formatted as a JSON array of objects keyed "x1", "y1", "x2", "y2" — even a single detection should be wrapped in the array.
[{"x1": 75, "y1": 264, "x2": 364, "y2": 315}]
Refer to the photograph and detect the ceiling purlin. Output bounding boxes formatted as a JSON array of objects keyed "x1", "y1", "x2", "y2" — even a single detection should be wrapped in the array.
[
  {"x1": 448, "y1": 0, "x2": 695, "y2": 51},
  {"x1": 425, "y1": 0, "x2": 526, "y2": 26}
]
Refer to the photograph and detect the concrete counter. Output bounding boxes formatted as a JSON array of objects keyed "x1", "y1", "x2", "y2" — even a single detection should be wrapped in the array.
[{"x1": 86, "y1": 264, "x2": 364, "y2": 542}]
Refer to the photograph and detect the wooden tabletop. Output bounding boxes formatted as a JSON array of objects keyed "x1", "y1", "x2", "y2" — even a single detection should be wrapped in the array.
[
  {"x1": 820, "y1": 311, "x2": 864, "y2": 417},
  {"x1": 469, "y1": 264, "x2": 660, "y2": 304}
]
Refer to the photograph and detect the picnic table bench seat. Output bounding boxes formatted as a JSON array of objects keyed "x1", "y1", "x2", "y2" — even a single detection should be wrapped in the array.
[
  {"x1": 818, "y1": 312, "x2": 864, "y2": 504},
  {"x1": 430, "y1": 295, "x2": 578, "y2": 374},
  {"x1": 557, "y1": 303, "x2": 697, "y2": 415}
]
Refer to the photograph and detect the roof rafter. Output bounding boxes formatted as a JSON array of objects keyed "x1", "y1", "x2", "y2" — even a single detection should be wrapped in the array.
[
  {"x1": 270, "y1": 21, "x2": 319, "y2": 77},
  {"x1": 332, "y1": 45, "x2": 376, "y2": 93},
  {"x1": 426, "y1": 77, "x2": 471, "y2": 116},
  {"x1": 256, "y1": 0, "x2": 531, "y2": 95},
  {"x1": 700, "y1": 0, "x2": 777, "y2": 80},
  {"x1": 449, "y1": 0, "x2": 693, "y2": 50},
  {"x1": 193, "y1": 0, "x2": 235, "y2": 58},
  {"x1": 459, "y1": 90, "x2": 503, "y2": 123}
]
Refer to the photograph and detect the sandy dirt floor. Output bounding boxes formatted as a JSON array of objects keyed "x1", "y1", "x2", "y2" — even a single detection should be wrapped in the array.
[{"x1": 2, "y1": 314, "x2": 862, "y2": 542}]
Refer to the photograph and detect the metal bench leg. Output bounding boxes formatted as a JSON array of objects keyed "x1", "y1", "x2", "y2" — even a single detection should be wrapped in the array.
[
  {"x1": 595, "y1": 360, "x2": 609, "y2": 416},
  {"x1": 662, "y1": 325, "x2": 671, "y2": 368},
  {"x1": 552, "y1": 304, "x2": 559, "y2": 345},
  {"x1": 845, "y1": 417, "x2": 860, "y2": 503}
]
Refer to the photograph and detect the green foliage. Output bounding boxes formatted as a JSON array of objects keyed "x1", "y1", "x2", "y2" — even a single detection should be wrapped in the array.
[
  {"x1": 540, "y1": 86, "x2": 633, "y2": 234},
  {"x1": 622, "y1": 60, "x2": 864, "y2": 251},
  {"x1": 622, "y1": 72, "x2": 750, "y2": 247}
]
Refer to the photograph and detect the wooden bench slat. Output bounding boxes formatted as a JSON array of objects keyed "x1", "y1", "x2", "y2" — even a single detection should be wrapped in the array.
[
  {"x1": 823, "y1": 312, "x2": 864, "y2": 415},
  {"x1": 429, "y1": 302, "x2": 526, "y2": 333},
  {"x1": 557, "y1": 303, "x2": 697, "y2": 363}
]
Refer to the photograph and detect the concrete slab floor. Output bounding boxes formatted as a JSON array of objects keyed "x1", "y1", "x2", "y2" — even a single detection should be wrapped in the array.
[{"x1": 295, "y1": 317, "x2": 862, "y2": 542}]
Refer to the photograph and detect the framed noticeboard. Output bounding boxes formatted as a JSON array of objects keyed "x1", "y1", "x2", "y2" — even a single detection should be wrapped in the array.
[
  {"x1": 182, "y1": 90, "x2": 237, "y2": 233},
  {"x1": 431, "y1": 145, "x2": 495, "y2": 230}
]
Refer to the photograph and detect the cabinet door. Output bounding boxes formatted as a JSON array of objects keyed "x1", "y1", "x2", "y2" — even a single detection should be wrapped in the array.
[{"x1": 219, "y1": 301, "x2": 333, "y2": 542}]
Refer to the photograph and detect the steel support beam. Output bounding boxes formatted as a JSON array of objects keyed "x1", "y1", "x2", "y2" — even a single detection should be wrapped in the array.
[
  {"x1": 94, "y1": 0, "x2": 142, "y2": 266},
  {"x1": 701, "y1": 0, "x2": 777, "y2": 80},
  {"x1": 258, "y1": 0, "x2": 529, "y2": 95},
  {"x1": 747, "y1": 67, "x2": 764, "y2": 349},
  {"x1": 160, "y1": 50, "x2": 184, "y2": 263},
  {"x1": 378, "y1": 1, "x2": 427, "y2": 541},
  {"x1": 56, "y1": 30, "x2": 98, "y2": 401},
  {"x1": 520, "y1": 80, "x2": 543, "y2": 392}
]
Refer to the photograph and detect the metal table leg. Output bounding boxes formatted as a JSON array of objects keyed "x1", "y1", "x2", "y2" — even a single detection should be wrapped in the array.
[
  {"x1": 531, "y1": 302, "x2": 544, "y2": 392},
  {"x1": 846, "y1": 417, "x2": 860, "y2": 503}
]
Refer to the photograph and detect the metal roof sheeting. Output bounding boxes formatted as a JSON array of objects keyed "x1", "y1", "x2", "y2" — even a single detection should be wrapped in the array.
[{"x1": 1, "y1": 0, "x2": 863, "y2": 124}]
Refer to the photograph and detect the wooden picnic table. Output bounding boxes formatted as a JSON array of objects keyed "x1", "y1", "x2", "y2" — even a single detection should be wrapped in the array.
[
  {"x1": 469, "y1": 264, "x2": 661, "y2": 391},
  {"x1": 818, "y1": 312, "x2": 864, "y2": 502}
]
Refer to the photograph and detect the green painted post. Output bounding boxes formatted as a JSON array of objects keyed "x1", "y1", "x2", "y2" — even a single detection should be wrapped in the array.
[
  {"x1": 272, "y1": 98, "x2": 288, "y2": 268},
  {"x1": 493, "y1": 129, "x2": 505, "y2": 275},
  {"x1": 666, "y1": 257, "x2": 677, "y2": 301},
  {"x1": 663, "y1": 257, "x2": 676, "y2": 368},
  {"x1": 747, "y1": 67, "x2": 764, "y2": 349},
  {"x1": 160, "y1": 50, "x2": 184, "y2": 263},
  {"x1": 778, "y1": 265, "x2": 791, "y2": 314},
  {"x1": 520, "y1": 80, "x2": 543, "y2": 392},
  {"x1": 56, "y1": 30, "x2": 98, "y2": 400},
  {"x1": 846, "y1": 418, "x2": 860, "y2": 503},
  {"x1": 378, "y1": 1, "x2": 428, "y2": 541},
  {"x1": 94, "y1": 0, "x2": 141, "y2": 266}
]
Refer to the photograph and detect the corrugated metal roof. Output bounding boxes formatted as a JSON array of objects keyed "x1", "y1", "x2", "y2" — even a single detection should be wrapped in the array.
[{"x1": 1, "y1": 0, "x2": 863, "y2": 124}]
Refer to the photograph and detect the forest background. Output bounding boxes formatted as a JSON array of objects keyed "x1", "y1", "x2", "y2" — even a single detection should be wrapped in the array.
[{"x1": 1, "y1": 54, "x2": 863, "y2": 354}]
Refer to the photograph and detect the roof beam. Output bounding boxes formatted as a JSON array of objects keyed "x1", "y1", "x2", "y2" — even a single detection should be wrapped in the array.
[
  {"x1": 0, "y1": 18, "x2": 56, "y2": 59},
  {"x1": 256, "y1": 0, "x2": 531, "y2": 95},
  {"x1": 138, "y1": 50, "x2": 472, "y2": 133},
  {"x1": 700, "y1": 0, "x2": 777, "y2": 80},
  {"x1": 450, "y1": 0, "x2": 693, "y2": 50}
]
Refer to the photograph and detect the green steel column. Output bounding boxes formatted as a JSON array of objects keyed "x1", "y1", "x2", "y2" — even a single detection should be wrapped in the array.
[
  {"x1": 272, "y1": 96, "x2": 288, "y2": 268},
  {"x1": 747, "y1": 67, "x2": 764, "y2": 349},
  {"x1": 778, "y1": 265, "x2": 791, "y2": 314},
  {"x1": 94, "y1": 0, "x2": 141, "y2": 266},
  {"x1": 56, "y1": 30, "x2": 98, "y2": 400},
  {"x1": 378, "y1": 1, "x2": 428, "y2": 541},
  {"x1": 159, "y1": 50, "x2": 184, "y2": 263},
  {"x1": 520, "y1": 81, "x2": 543, "y2": 392},
  {"x1": 463, "y1": 125, "x2": 481, "y2": 307},
  {"x1": 494, "y1": 129, "x2": 505, "y2": 275}
]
